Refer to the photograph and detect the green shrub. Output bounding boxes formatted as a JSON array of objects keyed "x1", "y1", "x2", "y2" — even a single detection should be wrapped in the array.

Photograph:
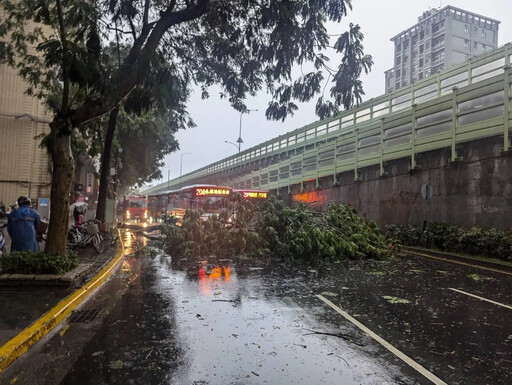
[
  {"x1": 0, "y1": 250, "x2": 79, "y2": 275},
  {"x1": 385, "y1": 222, "x2": 512, "y2": 262}
]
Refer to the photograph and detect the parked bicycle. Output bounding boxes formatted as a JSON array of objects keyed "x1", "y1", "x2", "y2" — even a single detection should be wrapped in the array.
[
  {"x1": 0, "y1": 222, "x2": 6, "y2": 254},
  {"x1": 67, "y1": 220, "x2": 105, "y2": 253}
]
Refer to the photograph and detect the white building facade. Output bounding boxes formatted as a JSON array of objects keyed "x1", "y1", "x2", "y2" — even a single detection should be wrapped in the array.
[{"x1": 385, "y1": 6, "x2": 500, "y2": 92}]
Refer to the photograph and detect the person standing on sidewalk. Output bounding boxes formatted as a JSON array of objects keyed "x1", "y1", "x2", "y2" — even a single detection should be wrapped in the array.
[{"x1": 7, "y1": 196, "x2": 40, "y2": 252}]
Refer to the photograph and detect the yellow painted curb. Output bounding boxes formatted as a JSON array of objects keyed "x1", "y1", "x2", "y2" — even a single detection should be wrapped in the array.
[{"x1": 0, "y1": 230, "x2": 125, "y2": 373}]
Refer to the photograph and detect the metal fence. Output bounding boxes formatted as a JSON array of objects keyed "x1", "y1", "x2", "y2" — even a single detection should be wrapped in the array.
[{"x1": 145, "y1": 43, "x2": 512, "y2": 194}]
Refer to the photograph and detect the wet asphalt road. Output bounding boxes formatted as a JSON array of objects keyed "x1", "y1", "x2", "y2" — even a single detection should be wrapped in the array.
[{"x1": 2, "y1": 229, "x2": 511, "y2": 385}]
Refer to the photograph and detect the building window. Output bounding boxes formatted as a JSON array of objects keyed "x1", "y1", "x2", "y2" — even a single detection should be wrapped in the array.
[
  {"x1": 404, "y1": 68, "x2": 408, "y2": 76},
  {"x1": 425, "y1": 54, "x2": 431, "y2": 63},
  {"x1": 482, "y1": 44, "x2": 487, "y2": 51},
  {"x1": 395, "y1": 81, "x2": 401, "y2": 89},
  {"x1": 425, "y1": 68, "x2": 431, "y2": 77},
  {"x1": 403, "y1": 54, "x2": 409, "y2": 62},
  {"x1": 474, "y1": 26, "x2": 478, "y2": 34},
  {"x1": 396, "y1": 42, "x2": 402, "y2": 52},
  {"x1": 420, "y1": 30, "x2": 424, "y2": 40},
  {"x1": 420, "y1": 44, "x2": 424, "y2": 54},
  {"x1": 433, "y1": 50, "x2": 444, "y2": 62},
  {"x1": 395, "y1": 69, "x2": 401, "y2": 77},
  {"x1": 474, "y1": 41, "x2": 478, "y2": 49},
  {"x1": 419, "y1": 58, "x2": 424, "y2": 68},
  {"x1": 432, "y1": 36, "x2": 445, "y2": 48},
  {"x1": 464, "y1": 24, "x2": 469, "y2": 34},
  {"x1": 412, "y1": 50, "x2": 418, "y2": 59},
  {"x1": 432, "y1": 20, "x2": 445, "y2": 33},
  {"x1": 395, "y1": 56, "x2": 401, "y2": 66},
  {"x1": 464, "y1": 39, "x2": 469, "y2": 49},
  {"x1": 403, "y1": 40, "x2": 409, "y2": 50},
  {"x1": 481, "y1": 29, "x2": 487, "y2": 39},
  {"x1": 418, "y1": 72, "x2": 424, "y2": 80},
  {"x1": 426, "y1": 41, "x2": 431, "y2": 49}
]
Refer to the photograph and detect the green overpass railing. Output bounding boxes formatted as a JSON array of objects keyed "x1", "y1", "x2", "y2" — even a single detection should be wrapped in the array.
[{"x1": 144, "y1": 43, "x2": 512, "y2": 195}]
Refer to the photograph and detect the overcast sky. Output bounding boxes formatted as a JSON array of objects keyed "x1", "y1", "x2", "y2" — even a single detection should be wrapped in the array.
[{"x1": 145, "y1": 0, "x2": 512, "y2": 189}]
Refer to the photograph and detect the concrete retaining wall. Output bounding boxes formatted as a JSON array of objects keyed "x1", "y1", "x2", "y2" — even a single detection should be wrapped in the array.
[{"x1": 281, "y1": 136, "x2": 512, "y2": 229}]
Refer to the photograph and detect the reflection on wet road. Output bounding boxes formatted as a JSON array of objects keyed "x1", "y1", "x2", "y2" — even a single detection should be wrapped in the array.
[
  {"x1": 160, "y1": 257, "x2": 410, "y2": 384},
  {"x1": 58, "y1": 230, "x2": 512, "y2": 384}
]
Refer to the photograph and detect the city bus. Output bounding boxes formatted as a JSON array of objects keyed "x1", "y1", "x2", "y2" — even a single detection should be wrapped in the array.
[
  {"x1": 147, "y1": 191, "x2": 169, "y2": 221},
  {"x1": 148, "y1": 185, "x2": 233, "y2": 224}
]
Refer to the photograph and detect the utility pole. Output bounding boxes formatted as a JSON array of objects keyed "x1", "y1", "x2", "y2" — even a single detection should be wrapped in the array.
[{"x1": 237, "y1": 109, "x2": 258, "y2": 153}]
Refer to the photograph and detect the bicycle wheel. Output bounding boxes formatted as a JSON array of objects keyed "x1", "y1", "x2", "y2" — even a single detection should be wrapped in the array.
[
  {"x1": 92, "y1": 233, "x2": 105, "y2": 254},
  {"x1": 101, "y1": 231, "x2": 113, "y2": 245},
  {"x1": 67, "y1": 229, "x2": 81, "y2": 249}
]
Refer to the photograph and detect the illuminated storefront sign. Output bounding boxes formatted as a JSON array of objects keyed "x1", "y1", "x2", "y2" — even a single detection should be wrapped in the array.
[{"x1": 195, "y1": 187, "x2": 231, "y2": 196}]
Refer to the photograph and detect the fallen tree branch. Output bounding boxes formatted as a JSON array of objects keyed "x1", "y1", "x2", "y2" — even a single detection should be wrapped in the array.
[{"x1": 303, "y1": 328, "x2": 364, "y2": 346}]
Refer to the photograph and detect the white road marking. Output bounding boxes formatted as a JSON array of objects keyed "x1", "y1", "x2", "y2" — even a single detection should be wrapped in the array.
[
  {"x1": 316, "y1": 294, "x2": 448, "y2": 385},
  {"x1": 448, "y1": 288, "x2": 512, "y2": 310},
  {"x1": 404, "y1": 250, "x2": 512, "y2": 276}
]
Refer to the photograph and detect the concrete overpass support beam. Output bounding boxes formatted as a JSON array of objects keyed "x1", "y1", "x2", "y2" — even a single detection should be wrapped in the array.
[
  {"x1": 410, "y1": 104, "x2": 420, "y2": 171},
  {"x1": 503, "y1": 65, "x2": 511, "y2": 153},
  {"x1": 450, "y1": 87, "x2": 463, "y2": 162},
  {"x1": 333, "y1": 136, "x2": 339, "y2": 185},
  {"x1": 354, "y1": 128, "x2": 361, "y2": 181},
  {"x1": 379, "y1": 118, "x2": 387, "y2": 177}
]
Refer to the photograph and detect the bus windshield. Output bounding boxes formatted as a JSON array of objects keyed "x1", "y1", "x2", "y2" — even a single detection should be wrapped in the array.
[{"x1": 128, "y1": 199, "x2": 147, "y2": 208}]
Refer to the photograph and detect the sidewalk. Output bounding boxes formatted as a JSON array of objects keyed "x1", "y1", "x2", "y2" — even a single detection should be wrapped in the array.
[{"x1": 0, "y1": 228, "x2": 124, "y2": 373}]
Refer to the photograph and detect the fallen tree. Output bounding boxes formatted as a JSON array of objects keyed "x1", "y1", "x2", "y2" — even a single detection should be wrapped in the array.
[{"x1": 159, "y1": 196, "x2": 399, "y2": 264}]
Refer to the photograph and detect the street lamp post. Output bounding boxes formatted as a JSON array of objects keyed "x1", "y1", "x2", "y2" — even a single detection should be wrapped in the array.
[
  {"x1": 236, "y1": 109, "x2": 258, "y2": 153},
  {"x1": 180, "y1": 152, "x2": 192, "y2": 177},
  {"x1": 224, "y1": 140, "x2": 240, "y2": 152}
]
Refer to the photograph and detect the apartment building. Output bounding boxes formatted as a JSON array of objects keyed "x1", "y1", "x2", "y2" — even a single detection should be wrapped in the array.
[
  {"x1": 0, "y1": 24, "x2": 53, "y2": 216},
  {"x1": 0, "y1": 17, "x2": 97, "y2": 218},
  {"x1": 385, "y1": 5, "x2": 500, "y2": 92}
]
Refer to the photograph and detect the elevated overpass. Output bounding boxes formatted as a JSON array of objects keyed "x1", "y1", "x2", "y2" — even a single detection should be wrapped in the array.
[{"x1": 144, "y1": 43, "x2": 512, "y2": 228}]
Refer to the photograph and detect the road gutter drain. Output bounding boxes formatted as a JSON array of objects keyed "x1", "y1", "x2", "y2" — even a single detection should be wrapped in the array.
[{"x1": 68, "y1": 309, "x2": 100, "y2": 323}]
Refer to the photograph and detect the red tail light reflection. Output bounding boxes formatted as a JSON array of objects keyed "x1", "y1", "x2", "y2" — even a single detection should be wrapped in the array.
[{"x1": 198, "y1": 265, "x2": 232, "y2": 295}]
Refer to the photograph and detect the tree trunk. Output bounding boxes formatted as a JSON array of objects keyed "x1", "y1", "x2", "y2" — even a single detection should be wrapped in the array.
[
  {"x1": 96, "y1": 107, "x2": 119, "y2": 223},
  {"x1": 44, "y1": 118, "x2": 74, "y2": 255}
]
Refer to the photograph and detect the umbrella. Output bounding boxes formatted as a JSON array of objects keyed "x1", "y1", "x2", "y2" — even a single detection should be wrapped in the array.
[{"x1": 70, "y1": 202, "x2": 88, "y2": 212}]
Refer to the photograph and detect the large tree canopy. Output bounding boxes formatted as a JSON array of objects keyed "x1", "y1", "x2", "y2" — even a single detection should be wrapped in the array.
[
  {"x1": 0, "y1": 0, "x2": 373, "y2": 254},
  {"x1": 116, "y1": 109, "x2": 181, "y2": 193}
]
